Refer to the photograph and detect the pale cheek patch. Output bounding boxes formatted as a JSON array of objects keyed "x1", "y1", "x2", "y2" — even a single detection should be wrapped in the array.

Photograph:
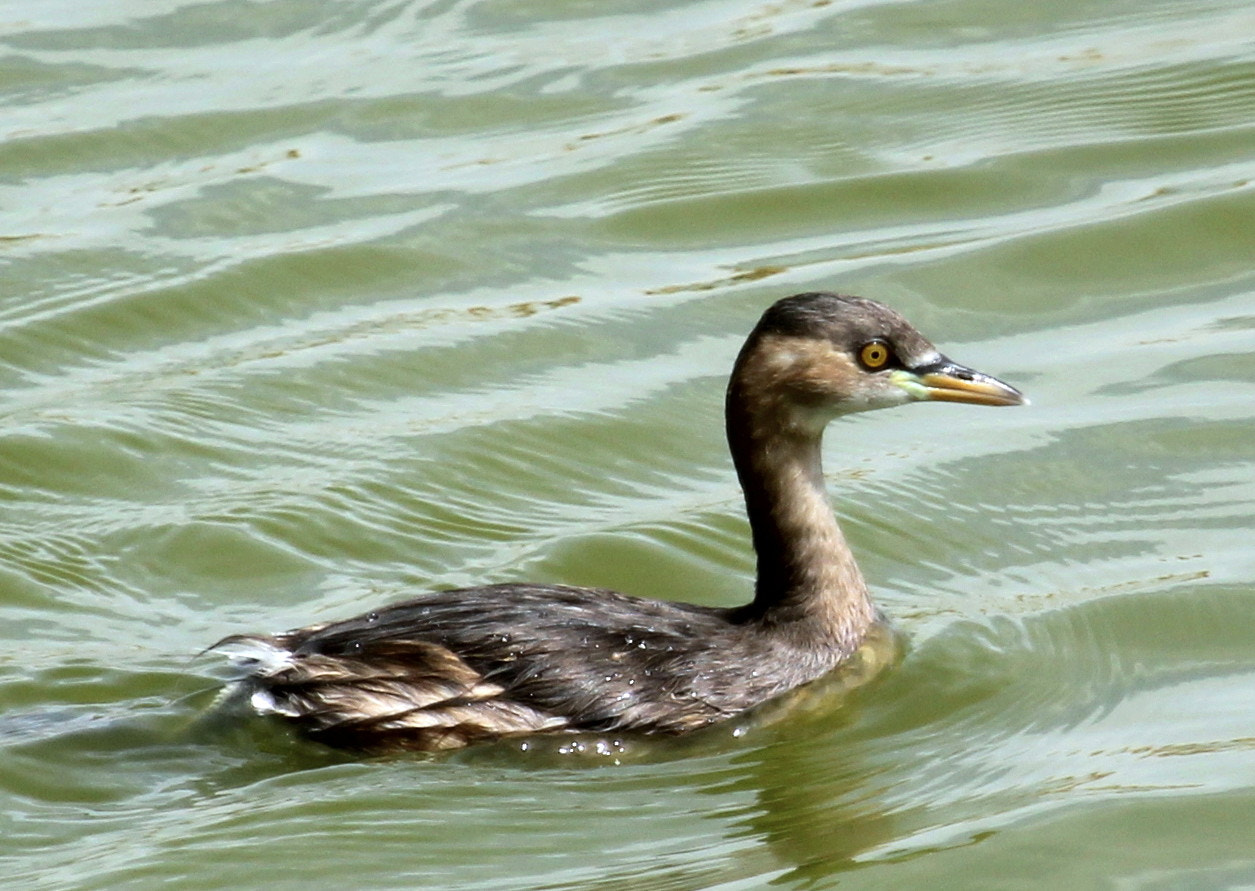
[
  {"x1": 831, "y1": 385, "x2": 914, "y2": 416},
  {"x1": 742, "y1": 334, "x2": 935, "y2": 421},
  {"x1": 755, "y1": 339, "x2": 810, "y2": 376}
]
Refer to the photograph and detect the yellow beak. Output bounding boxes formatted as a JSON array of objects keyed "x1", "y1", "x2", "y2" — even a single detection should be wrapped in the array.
[{"x1": 894, "y1": 359, "x2": 1027, "y2": 407}]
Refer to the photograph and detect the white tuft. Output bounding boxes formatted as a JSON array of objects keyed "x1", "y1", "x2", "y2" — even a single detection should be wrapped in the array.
[
  {"x1": 216, "y1": 638, "x2": 295, "y2": 676},
  {"x1": 249, "y1": 688, "x2": 300, "y2": 717}
]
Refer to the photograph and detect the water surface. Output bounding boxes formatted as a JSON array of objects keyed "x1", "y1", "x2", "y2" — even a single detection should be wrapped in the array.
[{"x1": 2, "y1": 0, "x2": 1253, "y2": 888}]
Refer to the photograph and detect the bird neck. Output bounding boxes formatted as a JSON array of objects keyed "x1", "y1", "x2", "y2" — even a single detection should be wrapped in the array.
[{"x1": 725, "y1": 384, "x2": 875, "y2": 651}]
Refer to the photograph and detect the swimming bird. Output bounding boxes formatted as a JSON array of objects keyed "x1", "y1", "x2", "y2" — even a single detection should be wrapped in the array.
[{"x1": 213, "y1": 293, "x2": 1025, "y2": 752}]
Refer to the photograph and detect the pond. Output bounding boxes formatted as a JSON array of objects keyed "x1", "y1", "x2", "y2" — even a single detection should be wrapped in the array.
[{"x1": 2, "y1": 0, "x2": 1253, "y2": 887}]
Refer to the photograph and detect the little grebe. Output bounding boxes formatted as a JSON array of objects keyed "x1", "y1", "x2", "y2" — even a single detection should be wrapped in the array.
[{"x1": 214, "y1": 293, "x2": 1025, "y2": 751}]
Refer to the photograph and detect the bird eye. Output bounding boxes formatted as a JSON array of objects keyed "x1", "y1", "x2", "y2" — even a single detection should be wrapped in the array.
[{"x1": 858, "y1": 340, "x2": 892, "y2": 370}]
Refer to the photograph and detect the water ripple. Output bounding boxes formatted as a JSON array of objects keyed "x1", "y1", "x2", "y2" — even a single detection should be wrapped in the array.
[{"x1": 2, "y1": 0, "x2": 1253, "y2": 887}]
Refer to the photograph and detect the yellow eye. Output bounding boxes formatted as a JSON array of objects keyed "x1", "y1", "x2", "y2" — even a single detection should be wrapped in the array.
[{"x1": 859, "y1": 340, "x2": 891, "y2": 370}]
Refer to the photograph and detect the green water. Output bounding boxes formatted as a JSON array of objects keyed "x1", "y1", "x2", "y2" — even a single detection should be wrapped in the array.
[{"x1": 2, "y1": 0, "x2": 1253, "y2": 887}]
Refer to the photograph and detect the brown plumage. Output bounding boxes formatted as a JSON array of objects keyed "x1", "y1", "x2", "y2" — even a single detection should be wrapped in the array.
[{"x1": 213, "y1": 293, "x2": 1025, "y2": 752}]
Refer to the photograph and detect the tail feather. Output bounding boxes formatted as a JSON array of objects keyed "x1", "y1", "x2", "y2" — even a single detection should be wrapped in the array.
[{"x1": 207, "y1": 631, "x2": 569, "y2": 749}]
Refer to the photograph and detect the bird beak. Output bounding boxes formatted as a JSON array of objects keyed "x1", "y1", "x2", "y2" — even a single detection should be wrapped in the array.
[{"x1": 892, "y1": 358, "x2": 1027, "y2": 407}]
